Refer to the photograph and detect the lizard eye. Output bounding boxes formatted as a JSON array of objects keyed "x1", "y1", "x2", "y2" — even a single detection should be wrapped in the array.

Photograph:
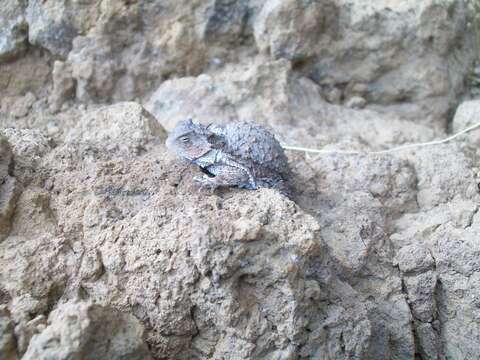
[{"x1": 180, "y1": 136, "x2": 190, "y2": 143}]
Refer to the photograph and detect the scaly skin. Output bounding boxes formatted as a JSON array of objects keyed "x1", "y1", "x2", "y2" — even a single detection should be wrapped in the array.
[{"x1": 166, "y1": 119, "x2": 291, "y2": 195}]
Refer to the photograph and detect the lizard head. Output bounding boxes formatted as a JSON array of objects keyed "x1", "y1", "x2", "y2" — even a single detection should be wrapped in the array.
[{"x1": 166, "y1": 119, "x2": 213, "y2": 161}]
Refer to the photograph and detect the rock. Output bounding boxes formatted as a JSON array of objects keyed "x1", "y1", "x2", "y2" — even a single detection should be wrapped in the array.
[
  {"x1": 452, "y1": 99, "x2": 480, "y2": 146},
  {"x1": 0, "y1": 0, "x2": 27, "y2": 63},
  {"x1": 26, "y1": 0, "x2": 78, "y2": 58},
  {"x1": 14, "y1": 314, "x2": 47, "y2": 355},
  {"x1": 147, "y1": 59, "x2": 439, "y2": 149},
  {"x1": 1, "y1": 128, "x2": 51, "y2": 185},
  {"x1": 65, "y1": 102, "x2": 167, "y2": 153},
  {"x1": 395, "y1": 243, "x2": 435, "y2": 274},
  {"x1": 452, "y1": 99, "x2": 480, "y2": 130},
  {"x1": 253, "y1": 0, "x2": 475, "y2": 126},
  {"x1": 429, "y1": 223, "x2": 480, "y2": 359},
  {"x1": 0, "y1": 306, "x2": 17, "y2": 360},
  {"x1": 23, "y1": 301, "x2": 153, "y2": 360},
  {"x1": 49, "y1": 61, "x2": 75, "y2": 112},
  {"x1": 1, "y1": 180, "x2": 71, "y2": 323},
  {"x1": 403, "y1": 271, "x2": 437, "y2": 323},
  {"x1": 202, "y1": 0, "x2": 251, "y2": 44},
  {"x1": 293, "y1": 151, "x2": 418, "y2": 358},
  {"x1": 67, "y1": 35, "x2": 119, "y2": 103},
  {"x1": 144, "y1": 75, "x2": 237, "y2": 131},
  {"x1": 0, "y1": 49, "x2": 52, "y2": 98},
  {"x1": 390, "y1": 141, "x2": 480, "y2": 360},
  {"x1": 412, "y1": 146, "x2": 477, "y2": 209},
  {"x1": 323, "y1": 86, "x2": 342, "y2": 104},
  {"x1": 14, "y1": 0, "x2": 470, "y2": 127},
  {"x1": 64, "y1": 1, "x2": 211, "y2": 103},
  {"x1": 0, "y1": 135, "x2": 18, "y2": 242},
  {"x1": 9, "y1": 294, "x2": 45, "y2": 324},
  {"x1": 415, "y1": 322, "x2": 440, "y2": 360},
  {"x1": 345, "y1": 96, "x2": 367, "y2": 109},
  {"x1": 0, "y1": 1, "x2": 480, "y2": 358},
  {"x1": 10, "y1": 92, "x2": 36, "y2": 118},
  {"x1": 2, "y1": 295, "x2": 47, "y2": 356},
  {"x1": 0, "y1": 123, "x2": 373, "y2": 358},
  {"x1": 0, "y1": 136, "x2": 13, "y2": 186},
  {"x1": 254, "y1": 0, "x2": 335, "y2": 61}
]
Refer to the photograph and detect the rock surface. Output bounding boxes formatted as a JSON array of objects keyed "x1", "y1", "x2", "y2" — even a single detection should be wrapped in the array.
[
  {"x1": 0, "y1": 135, "x2": 18, "y2": 242},
  {"x1": 0, "y1": 1, "x2": 479, "y2": 359},
  {"x1": 0, "y1": 306, "x2": 17, "y2": 360},
  {"x1": 0, "y1": 0, "x2": 470, "y2": 125},
  {"x1": 23, "y1": 301, "x2": 152, "y2": 360},
  {"x1": 0, "y1": 0, "x2": 27, "y2": 63},
  {"x1": 0, "y1": 103, "x2": 374, "y2": 359},
  {"x1": 65, "y1": 102, "x2": 167, "y2": 153}
]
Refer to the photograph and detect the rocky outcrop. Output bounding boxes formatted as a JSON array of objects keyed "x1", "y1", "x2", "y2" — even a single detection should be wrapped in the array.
[
  {"x1": 0, "y1": 103, "x2": 374, "y2": 359},
  {"x1": 0, "y1": 0, "x2": 473, "y2": 125},
  {"x1": 0, "y1": 1, "x2": 479, "y2": 359},
  {"x1": 1, "y1": 97, "x2": 479, "y2": 359},
  {"x1": 145, "y1": 58, "x2": 439, "y2": 147},
  {"x1": 253, "y1": 0, "x2": 476, "y2": 126},
  {"x1": 387, "y1": 101, "x2": 480, "y2": 359}
]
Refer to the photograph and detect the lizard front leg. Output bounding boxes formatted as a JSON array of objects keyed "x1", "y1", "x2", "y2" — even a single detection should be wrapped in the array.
[{"x1": 195, "y1": 164, "x2": 256, "y2": 190}]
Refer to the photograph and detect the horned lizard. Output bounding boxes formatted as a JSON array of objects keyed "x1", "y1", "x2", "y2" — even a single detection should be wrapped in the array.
[{"x1": 166, "y1": 119, "x2": 291, "y2": 195}]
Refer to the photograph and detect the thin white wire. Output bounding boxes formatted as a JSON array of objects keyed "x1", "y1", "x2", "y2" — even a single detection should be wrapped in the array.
[{"x1": 282, "y1": 120, "x2": 480, "y2": 155}]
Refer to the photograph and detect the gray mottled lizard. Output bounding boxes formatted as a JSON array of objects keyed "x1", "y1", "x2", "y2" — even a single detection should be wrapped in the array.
[{"x1": 166, "y1": 119, "x2": 291, "y2": 196}]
